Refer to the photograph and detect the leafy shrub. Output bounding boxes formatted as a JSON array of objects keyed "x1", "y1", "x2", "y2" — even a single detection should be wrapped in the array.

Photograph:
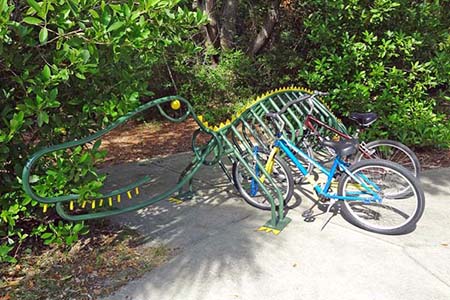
[
  {"x1": 298, "y1": 0, "x2": 450, "y2": 146},
  {"x1": 172, "y1": 50, "x2": 259, "y2": 123},
  {"x1": 0, "y1": 0, "x2": 204, "y2": 263}
]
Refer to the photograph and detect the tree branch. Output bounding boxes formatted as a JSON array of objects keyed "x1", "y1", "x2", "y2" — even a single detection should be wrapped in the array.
[{"x1": 248, "y1": 0, "x2": 281, "y2": 57}]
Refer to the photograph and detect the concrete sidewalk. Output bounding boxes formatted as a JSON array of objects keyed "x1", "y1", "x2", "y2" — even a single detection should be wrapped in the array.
[{"x1": 101, "y1": 152, "x2": 450, "y2": 300}]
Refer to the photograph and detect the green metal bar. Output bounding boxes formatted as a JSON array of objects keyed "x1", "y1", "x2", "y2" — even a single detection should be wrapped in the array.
[
  {"x1": 268, "y1": 96, "x2": 303, "y2": 133},
  {"x1": 228, "y1": 126, "x2": 286, "y2": 226}
]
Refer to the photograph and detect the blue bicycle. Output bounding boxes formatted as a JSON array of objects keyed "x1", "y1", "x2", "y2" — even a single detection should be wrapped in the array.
[{"x1": 234, "y1": 95, "x2": 425, "y2": 235}]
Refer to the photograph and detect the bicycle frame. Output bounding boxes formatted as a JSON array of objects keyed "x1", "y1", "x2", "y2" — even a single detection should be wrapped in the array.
[
  {"x1": 270, "y1": 135, "x2": 381, "y2": 202},
  {"x1": 303, "y1": 114, "x2": 375, "y2": 157}
]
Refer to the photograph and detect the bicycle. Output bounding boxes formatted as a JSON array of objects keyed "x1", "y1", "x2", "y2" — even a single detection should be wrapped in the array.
[
  {"x1": 299, "y1": 91, "x2": 421, "y2": 178},
  {"x1": 233, "y1": 91, "x2": 421, "y2": 209},
  {"x1": 233, "y1": 96, "x2": 425, "y2": 235}
]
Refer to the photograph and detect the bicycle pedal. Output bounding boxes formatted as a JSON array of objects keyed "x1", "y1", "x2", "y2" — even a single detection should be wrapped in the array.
[
  {"x1": 302, "y1": 209, "x2": 313, "y2": 218},
  {"x1": 304, "y1": 216, "x2": 316, "y2": 223}
]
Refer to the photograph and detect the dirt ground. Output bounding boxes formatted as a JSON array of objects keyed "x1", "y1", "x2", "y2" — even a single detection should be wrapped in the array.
[{"x1": 100, "y1": 119, "x2": 450, "y2": 169}]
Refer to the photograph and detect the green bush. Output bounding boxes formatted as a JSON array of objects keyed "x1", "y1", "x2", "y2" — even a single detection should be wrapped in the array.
[
  {"x1": 0, "y1": 0, "x2": 204, "y2": 263},
  {"x1": 169, "y1": 50, "x2": 258, "y2": 123},
  {"x1": 298, "y1": 0, "x2": 450, "y2": 146}
]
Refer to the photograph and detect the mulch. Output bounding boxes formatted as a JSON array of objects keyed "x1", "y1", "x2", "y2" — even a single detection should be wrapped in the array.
[{"x1": 99, "y1": 119, "x2": 450, "y2": 169}]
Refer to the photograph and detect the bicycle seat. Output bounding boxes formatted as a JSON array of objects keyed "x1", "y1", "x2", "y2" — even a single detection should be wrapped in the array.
[
  {"x1": 321, "y1": 139, "x2": 359, "y2": 157},
  {"x1": 348, "y1": 112, "x2": 378, "y2": 127}
]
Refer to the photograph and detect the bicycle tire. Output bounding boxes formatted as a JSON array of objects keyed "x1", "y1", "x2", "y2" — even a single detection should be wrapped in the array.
[
  {"x1": 354, "y1": 139, "x2": 421, "y2": 177},
  {"x1": 338, "y1": 159, "x2": 425, "y2": 235},
  {"x1": 232, "y1": 150, "x2": 294, "y2": 210}
]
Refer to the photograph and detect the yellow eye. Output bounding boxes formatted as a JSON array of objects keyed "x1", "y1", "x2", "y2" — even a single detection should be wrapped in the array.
[{"x1": 170, "y1": 99, "x2": 181, "y2": 110}]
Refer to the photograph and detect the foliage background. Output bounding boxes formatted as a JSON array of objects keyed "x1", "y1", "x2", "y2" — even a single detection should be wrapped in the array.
[{"x1": 1, "y1": 0, "x2": 449, "y2": 263}]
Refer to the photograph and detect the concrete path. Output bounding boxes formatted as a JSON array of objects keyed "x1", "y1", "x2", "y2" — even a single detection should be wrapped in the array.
[{"x1": 101, "y1": 153, "x2": 450, "y2": 300}]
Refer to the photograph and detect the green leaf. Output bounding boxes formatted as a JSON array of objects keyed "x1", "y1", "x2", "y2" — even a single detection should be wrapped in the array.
[
  {"x1": 107, "y1": 21, "x2": 124, "y2": 32},
  {"x1": 73, "y1": 223, "x2": 84, "y2": 233},
  {"x1": 80, "y1": 49, "x2": 90, "y2": 63},
  {"x1": 67, "y1": 0, "x2": 79, "y2": 14},
  {"x1": 75, "y1": 72, "x2": 86, "y2": 80},
  {"x1": 89, "y1": 9, "x2": 99, "y2": 19},
  {"x1": 92, "y1": 139, "x2": 102, "y2": 151},
  {"x1": 41, "y1": 232, "x2": 53, "y2": 239},
  {"x1": 41, "y1": 65, "x2": 51, "y2": 80},
  {"x1": 39, "y1": 27, "x2": 48, "y2": 44},
  {"x1": 101, "y1": 8, "x2": 111, "y2": 25},
  {"x1": 22, "y1": 16, "x2": 43, "y2": 25},
  {"x1": 27, "y1": 0, "x2": 42, "y2": 15},
  {"x1": 0, "y1": 0, "x2": 7, "y2": 13},
  {"x1": 37, "y1": 111, "x2": 49, "y2": 127}
]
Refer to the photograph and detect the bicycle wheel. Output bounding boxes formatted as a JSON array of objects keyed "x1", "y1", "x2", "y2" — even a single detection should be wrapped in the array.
[
  {"x1": 338, "y1": 159, "x2": 425, "y2": 235},
  {"x1": 232, "y1": 150, "x2": 294, "y2": 210},
  {"x1": 355, "y1": 139, "x2": 421, "y2": 177}
]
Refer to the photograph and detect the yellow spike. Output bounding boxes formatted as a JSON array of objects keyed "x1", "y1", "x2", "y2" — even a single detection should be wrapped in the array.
[
  {"x1": 135, "y1": 187, "x2": 139, "y2": 195},
  {"x1": 69, "y1": 201, "x2": 74, "y2": 211},
  {"x1": 213, "y1": 125, "x2": 219, "y2": 131},
  {"x1": 198, "y1": 115, "x2": 203, "y2": 122},
  {"x1": 108, "y1": 197, "x2": 113, "y2": 206},
  {"x1": 117, "y1": 194, "x2": 121, "y2": 203},
  {"x1": 127, "y1": 191, "x2": 132, "y2": 199},
  {"x1": 43, "y1": 204, "x2": 48, "y2": 213},
  {"x1": 91, "y1": 200, "x2": 96, "y2": 209},
  {"x1": 219, "y1": 122, "x2": 225, "y2": 128},
  {"x1": 81, "y1": 201, "x2": 87, "y2": 208},
  {"x1": 99, "y1": 198, "x2": 104, "y2": 207},
  {"x1": 225, "y1": 119, "x2": 231, "y2": 125},
  {"x1": 203, "y1": 121, "x2": 209, "y2": 127},
  {"x1": 168, "y1": 197, "x2": 184, "y2": 205}
]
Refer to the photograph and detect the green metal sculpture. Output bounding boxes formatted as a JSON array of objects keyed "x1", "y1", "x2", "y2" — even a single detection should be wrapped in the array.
[{"x1": 22, "y1": 87, "x2": 346, "y2": 233}]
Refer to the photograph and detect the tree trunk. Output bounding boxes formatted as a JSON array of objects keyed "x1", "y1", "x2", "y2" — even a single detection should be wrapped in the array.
[
  {"x1": 196, "y1": 0, "x2": 221, "y2": 63},
  {"x1": 248, "y1": 0, "x2": 281, "y2": 56},
  {"x1": 220, "y1": 0, "x2": 238, "y2": 50}
]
